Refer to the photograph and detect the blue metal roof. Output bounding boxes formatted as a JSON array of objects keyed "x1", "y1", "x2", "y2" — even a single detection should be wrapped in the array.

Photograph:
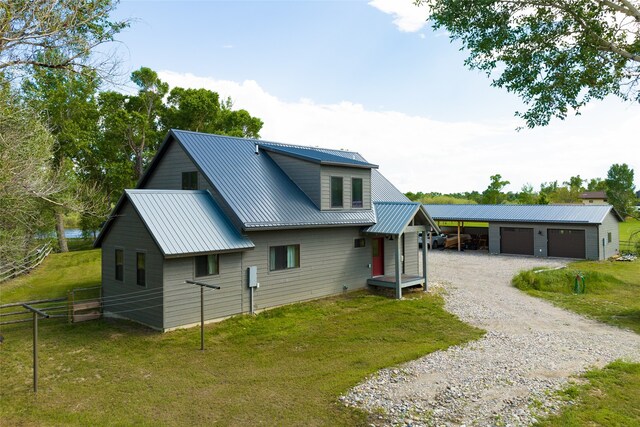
[
  {"x1": 170, "y1": 130, "x2": 378, "y2": 229},
  {"x1": 422, "y1": 204, "x2": 622, "y2": 224},
  {"x1": 371, "y1": 170, "x2": 410, "y2": 203},
  {"x1": 364, "y1": 202, "x2": 421, "y2": 235},
  {"x1": 364, "y1": 202, "x2": 440, "y2": 235},
  {"x1": 258, "y1": 142, "x2": 377, "y2": 169},
  {"x1": 125, "y1": 190, "x2": 254, "y2": 256}
]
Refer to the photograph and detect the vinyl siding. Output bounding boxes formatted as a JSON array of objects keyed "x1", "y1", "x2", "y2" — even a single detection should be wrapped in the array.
[
  {"x1": 101, "y1": 202, "x2": 164, "y2": 330},
  {"x1": 163, "y1": 252, "x2": 244, "y2": 330},
  {"x1": 598, "y1": 212, "x2": 620, "y2": 259},
  {"x1": 242, "y1": 227, "x2": 371, "y2": 311},
  {"x1": 381, "y1": 232, "x2": 419, "y2": 276},
  {"x1": 142, "y1": 140, "x2": 244, "y2": 232},
  {"x1": 267, "y1": 152, "x2": 321, "y2": 207},
  {"x1": 489, "y1": 222, "x2": 599, "y2": 260},
  {"x1": 320, "y1": 166, "x2": 372, "y2": 210}
]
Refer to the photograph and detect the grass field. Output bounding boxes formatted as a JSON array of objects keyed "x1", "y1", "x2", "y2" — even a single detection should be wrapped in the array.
[
  {"x1": 0, "y1": 250, "x2": 483, "y2": 426},
  {"x1": 513, "y1": 257, "x2": 640, "y2": 426}
]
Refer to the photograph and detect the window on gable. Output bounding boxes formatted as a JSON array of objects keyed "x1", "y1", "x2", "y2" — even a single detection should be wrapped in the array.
[
  {"x1": 331, "y1": 177, "x2": 343, "y2": 208},
  {"x1": 269, "y1": 244, "x2": 300, "y2": 271},
  {"x1": 195, "y1": 254, "x2": 219, "y2": 277},
  {"x1": 352, "y1": 178, "x2": 363, "y2": 208},
  {"x1": 136, "y1": 252, "x2": 146, "y2": 286},
  {"x1": 115, "y1": 249, "x2": 123, "y2": 281},
  {"x1": 182, "y1": 171, "x2": 198, "y2": 190}
]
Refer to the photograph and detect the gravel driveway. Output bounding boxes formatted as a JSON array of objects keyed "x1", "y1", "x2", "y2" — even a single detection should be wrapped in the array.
[{"x1": 342, "y1": 251, "x2": 640, "y2": 426}]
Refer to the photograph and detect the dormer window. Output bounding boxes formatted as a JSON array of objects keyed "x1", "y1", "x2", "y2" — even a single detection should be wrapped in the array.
[
  {"x1": 182, "y1": 171, "x2": 198, "y2": 190},
  {"x1": 352, "y1": 178, "x2": 363, "y2": 208},
  {"x1": 331, "y1": 177, "x2": 343, "y2": 208}
]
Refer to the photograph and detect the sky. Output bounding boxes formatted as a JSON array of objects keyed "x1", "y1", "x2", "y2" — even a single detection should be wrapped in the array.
[{"x1": 109, "y1": 0, "x2": 640, "y2": 194}]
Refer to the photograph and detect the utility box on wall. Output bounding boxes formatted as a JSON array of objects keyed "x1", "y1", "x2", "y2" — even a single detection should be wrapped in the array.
[{"x1": 248, "y1": 266, "x2": 259, "y2": 288}]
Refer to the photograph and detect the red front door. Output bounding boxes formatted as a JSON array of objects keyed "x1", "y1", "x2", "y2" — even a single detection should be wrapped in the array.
[{"x1": 372, "y1": 237, "x2": 384, "y2": 276}]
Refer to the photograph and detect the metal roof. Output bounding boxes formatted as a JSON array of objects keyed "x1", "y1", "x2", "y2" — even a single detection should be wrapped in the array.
[
  {"x1": 371, "y1": 170, "x2": 410, "y2": 202},
  {"x1": 125, "y1": 190, "x2": 254, "y2": 256},
  {"x1": 258, "y1": 142, "x2": 378, "y2": 169},
  {"x1": 364, "y1": 202, "x2": 440, "y2": 235},
  {"x1": 168, "y1": 130, "x2": 380, "y2": 229},
  {"x1": 422, "y1": 204, "x2": 622, "y2": 224},
  {"x1": 364, "y1": 202, "x2": 421, "y2": 235},
  {"x1": 579, "y1": 191, "x2": 607, "y2": 199}
]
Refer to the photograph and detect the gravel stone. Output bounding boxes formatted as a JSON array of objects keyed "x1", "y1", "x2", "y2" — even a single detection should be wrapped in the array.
[{"x1": 342, "y1": 251, "x2": 640, "y2": 426}]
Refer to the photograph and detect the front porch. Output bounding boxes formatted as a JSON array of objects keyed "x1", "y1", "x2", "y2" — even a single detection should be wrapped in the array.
[{"x1": 367, "y1": 274, "x2": 425, "y2": 289}]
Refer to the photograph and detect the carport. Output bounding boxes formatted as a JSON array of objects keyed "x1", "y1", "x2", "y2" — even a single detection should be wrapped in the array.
[{"x1": 423, "y1": 204, "x2": 622, "y2": 260}]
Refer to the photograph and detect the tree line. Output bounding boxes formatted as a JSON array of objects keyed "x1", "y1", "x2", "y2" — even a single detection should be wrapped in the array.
[
  {"x1": 0, "y1": 1, "x2": 263, "y2": 265},
  {"x1": 406, "y1": 164, "x2": 638, "y2": 219}
]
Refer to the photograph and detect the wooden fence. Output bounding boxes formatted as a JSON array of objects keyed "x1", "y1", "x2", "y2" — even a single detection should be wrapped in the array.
[{"x1": 0, "y1": 243, "x2": 53, "y2": 284}]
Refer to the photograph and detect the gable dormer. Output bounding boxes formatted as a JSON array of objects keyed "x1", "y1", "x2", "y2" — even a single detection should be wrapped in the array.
[{"x1": 259, "y1": 143, "x2": 376, "y2": 211}]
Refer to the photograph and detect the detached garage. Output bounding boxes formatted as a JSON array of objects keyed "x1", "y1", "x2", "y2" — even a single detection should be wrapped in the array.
[{"x1": 423, "y1": 204, "x2": 623, "y2": 260}]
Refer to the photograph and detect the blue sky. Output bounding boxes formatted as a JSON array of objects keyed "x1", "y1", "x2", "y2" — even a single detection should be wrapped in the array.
[{"x1": 111, "y1": 0, "x2": 639, "y2": 194}]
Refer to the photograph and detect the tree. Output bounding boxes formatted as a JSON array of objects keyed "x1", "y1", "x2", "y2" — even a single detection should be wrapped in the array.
[
  {"x1": 517, "y1": 183, "x2": 537, "y2": 204},
  {"x1": 22, "y1": 55, "x2": 102, "y2": 251},
  {"x1": 482, "y1": 174, "x2": 510, "y2": 204},
  {"x1": 606, "y1": 163, "x2": 636, "y2": 218},
  {"x1": 420, "y1": 0, "x2": 640, "y2": 127},
  {"x1": 0, "y1": 84, "x2": 62, "y2": 264},
  {"x1": 0, "y1": 0, "x2": 128, "y2": 78},
  {"x1": 587, "y1": 177, "x2": 607, "y2": 191},
  {"x1": 99, "y1": 67, "x2": 168, "y2": 182},
  {"x1": 162, "y1": 89, "x2": 263, "y2": 138}
]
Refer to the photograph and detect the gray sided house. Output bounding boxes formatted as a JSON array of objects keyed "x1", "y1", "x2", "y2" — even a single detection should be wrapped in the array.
[
  {"x1": 423, "y1": 204, "x2": 622, "y2": 260},
  {"x1": 96, "y1": 130, "x2": 438, "y2": 331}
]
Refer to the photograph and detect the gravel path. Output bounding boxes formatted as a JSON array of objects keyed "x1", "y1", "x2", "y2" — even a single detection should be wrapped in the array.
[{"x1": 342, "y1": 251, "x2": 640, "y2": 426}]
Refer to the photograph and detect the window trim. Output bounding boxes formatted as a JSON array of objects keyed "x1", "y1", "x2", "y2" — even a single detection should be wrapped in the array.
[
  {"x1": 354, "y1": 238, "x2": 366, "y2": 248},
  {"x1": 135, "y1": 251, "x2": 147, "y2": 287},
  {"x1": 268, "y1": 244, "x2": 300, "y2": 271},
  {"x1": 195, "y1": 254, "x2": 219, "y2": 278},
  {"x1": 115, "y1": 248, "x2": 124, "y2": 282},
  {"x1": 330, "y1": 176, "x2": 343, "y2": 208},
  {"x1": 351, "y1": 177, "x2": 363, "y2": 208},
  {"x1": 607, "y1": 232, "x2": 612, "y2": 243},
  {"x1": 182, "y1": 171, "x2": 198, "y2": 190}
]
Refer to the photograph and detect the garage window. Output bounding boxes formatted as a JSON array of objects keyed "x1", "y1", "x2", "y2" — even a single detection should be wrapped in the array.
[{"x1": 608, "y1": 232, "x2": 612, "y2": 243}]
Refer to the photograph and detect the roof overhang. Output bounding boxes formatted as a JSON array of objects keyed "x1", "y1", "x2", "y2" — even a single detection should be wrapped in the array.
[{"x1": 363, "y1": 202, "x2": 440, "y2": 236}]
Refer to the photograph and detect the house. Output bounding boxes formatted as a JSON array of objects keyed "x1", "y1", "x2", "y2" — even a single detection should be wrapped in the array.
[
  {"x1": 578, "y1": 191, "x2": 608, "y2": 205},
  {"x1": 423, "y1": 204, "x2": 622, "y2": 260},
  {"x1": 95, "y1": 130, "x2": 438, "y2": 331}
]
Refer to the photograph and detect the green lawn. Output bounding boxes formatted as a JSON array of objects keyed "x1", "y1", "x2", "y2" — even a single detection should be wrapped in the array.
[
  {"x1": 535, "y1": 361, "x2": 640, "y2": 427},
  {"x1": 513, "y1": 258, "x2": 640, "y2": 425},
  {"x1": 620, "y1": 217, "x2": 640, "y2": 242},
  {"x1": 512, "y1": 259, "x2": 640, "y2": 333},
  {"x1": 0, "y1": 250, "x2": 483, "y2": 426}
]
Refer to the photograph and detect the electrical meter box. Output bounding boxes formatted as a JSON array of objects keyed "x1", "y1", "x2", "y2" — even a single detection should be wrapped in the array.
[{"x1": 248, "y1": 266, "x2": 259, "y2": 288}]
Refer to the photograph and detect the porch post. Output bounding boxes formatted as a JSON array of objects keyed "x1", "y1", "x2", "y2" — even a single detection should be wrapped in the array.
[
  {"x1": 457, "y1": 221, "x2": 461, "y2": 251},
  {"x1": 423, "y1": 225, "x2": 428, "y2": 291},
  {"x1": 395, "y1": 235, "x2": 402, "y2": 299}
]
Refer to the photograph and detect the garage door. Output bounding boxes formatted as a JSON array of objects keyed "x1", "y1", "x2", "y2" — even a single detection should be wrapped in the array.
[
  {"x1": 500, "y1": 227, "x2": 534, "y2": 255},
  {"x1": 548, "y1": 229, "x2": 585, "y2": 258}
]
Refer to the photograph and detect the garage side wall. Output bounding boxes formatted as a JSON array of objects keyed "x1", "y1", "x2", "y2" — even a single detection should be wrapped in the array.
[
  {"x1": 489, "y1": 222, "x2": 599, "y2": 260},
  {"x1": 598, "y1": 212, "x2": 620, "y2": 259}
]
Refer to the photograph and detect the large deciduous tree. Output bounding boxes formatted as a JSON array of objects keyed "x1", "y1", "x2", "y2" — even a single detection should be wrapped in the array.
[
  {"x1": 419, "y1": 0, "x2": 640, "y2": 127},
  {"x1": 0, "y1": 0, "x2": 128, "y2": 77},
  {"x1": 606, "y1": 163, "x2": 636, "y2": 218},
  {"x1": 22, "y1": 56, "x2": 102, "y2": 252}
]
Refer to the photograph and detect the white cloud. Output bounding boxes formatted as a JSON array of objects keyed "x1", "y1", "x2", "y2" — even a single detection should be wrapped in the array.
[
  {"x1": 158, "y1": 71, "x2": 640, "y2": 194},
  {"x1": 368, "y1": 0, "x2": 429, "y2": 32}
]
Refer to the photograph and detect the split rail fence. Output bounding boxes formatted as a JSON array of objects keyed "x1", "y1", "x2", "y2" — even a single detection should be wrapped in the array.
[{"x1": 0, "y1": 243, "x2": 53, "y2": 284}]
